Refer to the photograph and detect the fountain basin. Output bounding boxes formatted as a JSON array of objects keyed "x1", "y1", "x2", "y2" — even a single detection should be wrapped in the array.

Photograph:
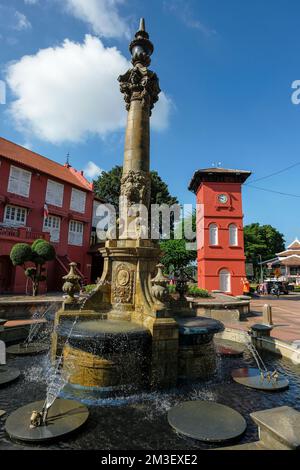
[
  {"x1": 177, "y1": 317, "x2": 224, "y2": 380},
  {"x1": 57, "y1": 320, "x2": 151, "y2": 392}
]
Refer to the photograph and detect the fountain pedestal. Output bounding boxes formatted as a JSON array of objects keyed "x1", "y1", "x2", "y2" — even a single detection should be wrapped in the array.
[{"x1": 51, "y1": 19, "x2": 224, "y2": 394}]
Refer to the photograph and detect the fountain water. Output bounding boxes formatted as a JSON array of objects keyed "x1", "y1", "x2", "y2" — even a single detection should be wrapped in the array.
[
  {"x1": 0, "y1": 319, "x2": 21, "y2": 386},
  {"x1": 6, "y1": 304, "x2": 57, "y2": 356},
  {"x1": 231, "y1": 332, "x2": 289, "y2": 391},
  {"x1": 5, "y1": 311, "x2": 89, "y2": 442}
]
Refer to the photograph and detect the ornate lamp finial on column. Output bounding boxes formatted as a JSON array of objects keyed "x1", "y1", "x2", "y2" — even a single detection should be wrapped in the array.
[
  {"x1": 129, "y1": 18, "x2": 154, "y2": 67},
  {"x1": 119, "y1": 18, "x2": 160, "y2": 113}
]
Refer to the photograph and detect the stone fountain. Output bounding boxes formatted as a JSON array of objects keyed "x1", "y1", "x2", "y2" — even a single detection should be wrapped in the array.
[{"x1": 51, "y1": 19, "x2": 223, "y2": 395}]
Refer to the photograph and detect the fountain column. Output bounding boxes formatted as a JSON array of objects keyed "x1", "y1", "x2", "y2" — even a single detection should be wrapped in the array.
[
  {"x1": 118, "y1": 19, "x2": 160, "y2": 239},
  {"x1": 53, "y1": 20, "x2": 181, "y2": 390}
]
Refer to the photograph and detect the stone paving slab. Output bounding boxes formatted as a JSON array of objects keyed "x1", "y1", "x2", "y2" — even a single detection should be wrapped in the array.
[{"x1": 222, "y1": 294, "x2": 300, "y2": 344}]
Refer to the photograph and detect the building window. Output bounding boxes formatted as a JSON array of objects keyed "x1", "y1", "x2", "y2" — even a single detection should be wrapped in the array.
[
  {"x1": 45, "y1": 180, "x2": 64, "y2": 207},
  {"x1": 290, "y1": 267, "x2": 300, "y2": 276},
  {"x1": 43, "y1": 215, "x2": 61, "y2": 243},
  {"x1": 7, "y1": 165, "x2": 31, "y2": 198},
  {"x1": 219, "y1": 269, "x2": 231, "y2": 293},
  {"x1": 68, "y1": 220, "x2": 84, "y2": 246},
  {"x1": 229, "y1": 224, "x2": 238, "y2": 246},
  {"x1": 209, "y1": 223, "x2": 218, "y2": 245},
  {"x1": 4, "y1": 205, "x2": 27, "y2": 227},
  {"x1": 70, "y1": 188, "x2": 86, "y2": 214}
]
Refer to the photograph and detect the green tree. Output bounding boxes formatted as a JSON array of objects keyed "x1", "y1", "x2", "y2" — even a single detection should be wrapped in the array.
[
  {"x1": 10, "y1": 239, "x2": 56, "y2": 296},
  {"x1": 160, "y1": 239, "x2": 196, "y2": 273},
  {"x1": 93, "y1": 166, "x2": 178, "y2": 213},
  {"x1": 160, "y1": 211, "x2": 197, "y2": 273},
  {"x1": 244, "y1": 223, "x2": 285, "y2": 280}
]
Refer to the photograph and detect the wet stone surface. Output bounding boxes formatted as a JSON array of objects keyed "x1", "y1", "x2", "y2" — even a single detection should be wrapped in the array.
[{"x1": 1, "y1": 349, "x2": 300, "y2": 450}]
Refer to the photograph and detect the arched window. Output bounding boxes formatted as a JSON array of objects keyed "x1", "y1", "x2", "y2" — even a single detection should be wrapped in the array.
[
  {"x1": 229, "y1": 224, "x2": 238, "y2": 246},
  {"x1": 219, "y1": 269, "x2": 231, "y2": 293},
  {"x1": 209, "y1": 223, "x2": 218, "y2": 245}
]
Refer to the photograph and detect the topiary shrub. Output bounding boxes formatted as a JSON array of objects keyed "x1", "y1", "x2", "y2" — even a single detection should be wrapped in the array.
[
  {"x1": 31, "y1": 239, "x2": 46, "y2": 251},
  {"x1": 10, "y1": 239, "x2": 56, "y2": 296},
  {"x1": 10, "y1": 243, "x2": 32, "y2": 266},
  {"x1": 32, "y1": 241, "x2": 56, "y2": 261}
]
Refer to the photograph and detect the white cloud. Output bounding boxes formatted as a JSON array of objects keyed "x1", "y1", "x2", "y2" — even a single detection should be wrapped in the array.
[
  {"x1": 0, "y1": 6, "x2": 31, "y2": 37},
  {"x1": 64, "y1": 0, "x2": 130, "y2": 39},
  {"x1": 164, "y1": 0, "x2": 216, "y2": 37},
  {"x1": 84, "y1": 161, "x2": 103, "y2": 179},
  {"x1": 152, "y1": 93, "x2": 174, "y2": 132},
  {"x1": 6, "y1": 35, "x2": 173, "y2": 144},
  {"x1": 24, "y1": 0, "x2": 39, "y2": 4},
  {"x1": 14, "y1": 11, "x2": 31, "y2": 31}
]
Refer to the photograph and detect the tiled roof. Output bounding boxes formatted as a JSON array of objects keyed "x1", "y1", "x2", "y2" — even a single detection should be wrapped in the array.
[{"x1": 0, "y1": 136, "x2": 93, "y2": 191}]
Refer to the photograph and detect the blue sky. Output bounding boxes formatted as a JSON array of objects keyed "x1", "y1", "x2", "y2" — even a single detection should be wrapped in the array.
[{"x1": 1, "y1": 0, "x2": 300, "y2": 245}]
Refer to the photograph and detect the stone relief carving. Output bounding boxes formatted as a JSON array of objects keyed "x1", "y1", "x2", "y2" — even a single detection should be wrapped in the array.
[
  {"x1": 121, "y1": 170, "x2": 151, "y2": 207},
  {"x1": 118, "y1": 65, "x2": 161, "y2": 113},
  {"x1": 112, "y1": 263, "x2": 135, "y2": 304}
]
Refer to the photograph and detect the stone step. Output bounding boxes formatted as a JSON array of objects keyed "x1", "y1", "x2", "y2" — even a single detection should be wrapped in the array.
[{"x1": 251, "y1": 406, "x2": 300, "y2": 450}]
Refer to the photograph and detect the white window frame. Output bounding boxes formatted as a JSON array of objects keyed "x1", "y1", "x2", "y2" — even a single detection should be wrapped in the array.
[
  {"x1": 209, "y1": 223, "x2": 218, "y2": 246},
  {"x1": 7, "y1": 165, "x2": 32, "y2": 198},
  {"x1": 68, "y1": 220, "x2": 84, "y2": 246},
  {"x1": 43, "y1": 215, "x2": 61, "y2": 243},
  {"x1": 3, "y1": 205, "x2": 27, "y2": 227},
  {"x1": 45, "y1": 179, "x2": 64, "y2": 208},
  {"x1": 229, "y1": 224, "x2": 238, "y2": 246},
  {"x1": 70, "y1": 188, "x2": 86, "y2": 214}
]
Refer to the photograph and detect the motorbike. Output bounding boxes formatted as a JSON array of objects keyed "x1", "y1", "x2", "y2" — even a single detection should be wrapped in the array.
[{"x1": 270, "y1": 285, "x2": 280, "y2": 298}]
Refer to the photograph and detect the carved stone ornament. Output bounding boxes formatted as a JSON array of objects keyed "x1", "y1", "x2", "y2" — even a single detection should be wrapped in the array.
[
  {"x1": 112, "y1": 263, "x2": 135, "y2": 304},
  {"x1": 121, "y1": 170, "x2": 151, "y2": 207},
  {"x1": 62, "y1": 262, "x2": 81, "y2": 304},
  {"x1": 118, "y1": 65, "x2": 161, "y2": 113},
  {"x1": 151, "y1": 264, "x2": 170, "y2": 304}
]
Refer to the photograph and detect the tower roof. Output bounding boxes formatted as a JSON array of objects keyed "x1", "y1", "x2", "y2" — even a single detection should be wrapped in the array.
[
  {"x1": 188, "y1": 167, "x2": 252, "y2": 193},
  {"x1": 287, "y1": 238, "x2": 300, "y2": 250}
]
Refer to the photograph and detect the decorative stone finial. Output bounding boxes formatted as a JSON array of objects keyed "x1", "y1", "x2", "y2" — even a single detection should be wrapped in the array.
[
  {"x1": 151, "y1": 264, "x2": 170, "y2": 303},
  {"x1": 176, "y1": 269, "x2": 189, "y2": 301},
  {"x1": 62, "y1": 262, "x2": 81, "y2": 305}
]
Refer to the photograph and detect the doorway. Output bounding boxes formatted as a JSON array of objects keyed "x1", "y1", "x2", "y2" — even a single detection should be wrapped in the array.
[
  {"x1": 219, "y1": 269, "x2": 231, "y2": 293},
  {"x1": 0, "y1": 256, "x2": 14, "y2": 294}
]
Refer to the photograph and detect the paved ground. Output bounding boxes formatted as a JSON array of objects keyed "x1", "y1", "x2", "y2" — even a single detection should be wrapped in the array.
[
  {"x1": 224, "y1": 293, "x2": 300, "y2": 344},
  {"x1": 1, "y1": 292, "x2": 299, "y2": 345}
]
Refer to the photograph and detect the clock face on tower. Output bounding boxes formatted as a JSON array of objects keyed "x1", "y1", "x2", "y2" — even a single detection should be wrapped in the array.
[{"x1": 218, "y1": 194, "x2": 228, "y2": 204}]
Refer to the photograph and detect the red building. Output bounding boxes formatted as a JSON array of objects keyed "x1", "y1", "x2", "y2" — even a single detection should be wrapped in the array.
[
  {"x1": 0, "y1": 137, "x2": 95, "y2": 294},
  {"x1": 189, "y1": 168, "x2": 251, "y2": 296}
]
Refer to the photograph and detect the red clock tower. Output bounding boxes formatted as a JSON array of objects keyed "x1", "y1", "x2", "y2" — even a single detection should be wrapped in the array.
[{"x1": 189, "y1": 168, "x2": 251, "y2": 296}]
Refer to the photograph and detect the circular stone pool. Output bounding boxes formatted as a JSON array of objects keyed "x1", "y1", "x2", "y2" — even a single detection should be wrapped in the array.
[{"x1": 1, "y1": 347, "x2": 300, "y2": 450}]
